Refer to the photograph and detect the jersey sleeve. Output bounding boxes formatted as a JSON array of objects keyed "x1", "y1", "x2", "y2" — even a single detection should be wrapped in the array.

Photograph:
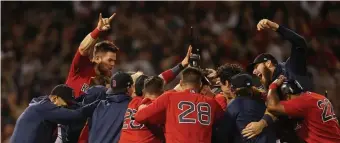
[
  {"x1": 280, "y1": 95, "x2": 311, "y2": 117},
  {"x1": 277, "y1": 25, "x2": 307, "y2": 76},
  {"x1": 68, "y1": 50, "x2": 93, "y2": 78},
  {"x1": 135, "y1": 93, "x2": 170, "y2": 124}
]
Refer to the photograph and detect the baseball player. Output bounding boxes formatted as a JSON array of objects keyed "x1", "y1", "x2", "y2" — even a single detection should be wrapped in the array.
[
  {"x1": 88, "y1": 72, "x2": 133, "y2": 143},
  {"x1": 245, "y1": 19, "x2": 313, "y2": 142},
  {"x1": 119, "y1": 76, "x2": 165, "y2": 143},
  {"x1": 219, "y1": 74, "x2": 276, "y2": 143},
  {"x1": 10, "y1": 84, "x2": 98, "y2": 143},
  {"x1": 135, "y1": 67, "x2": 223, "y2": 143},
  {"x1": 243, "y1": 75, "x2": 340, "y2": 143}
]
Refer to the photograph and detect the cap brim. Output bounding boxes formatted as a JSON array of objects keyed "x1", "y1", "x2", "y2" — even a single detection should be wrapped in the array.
[{"x1": 246, "y1": 63, "x2": 256, "y2": 74}]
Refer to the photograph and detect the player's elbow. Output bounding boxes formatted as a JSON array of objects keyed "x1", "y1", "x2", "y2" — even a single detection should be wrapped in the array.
[
  {"x1": 78, "y1": 47, "x2": 88, "y2": 56},
  {"x1": 267, "y1": 105, "x2": 278, "y2": 115},
  {"x1": 296, "y1": 36, "x2": 307, "y2": 50}
]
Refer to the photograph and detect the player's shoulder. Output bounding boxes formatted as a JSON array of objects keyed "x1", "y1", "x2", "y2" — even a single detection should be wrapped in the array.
[
  {"x1": 301, "y1": 92, "x2": 325, "y2": 100},
  {"x1": 129, "y1": 97, "x2": 144, "y2": 108}
]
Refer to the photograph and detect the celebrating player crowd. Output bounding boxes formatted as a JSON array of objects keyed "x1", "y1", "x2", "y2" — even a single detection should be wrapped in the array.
[{"x1": 9, "y1": 10, "x2": 340, "y2": 143}]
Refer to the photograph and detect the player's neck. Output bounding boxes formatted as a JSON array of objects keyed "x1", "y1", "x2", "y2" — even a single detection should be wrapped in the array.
[
  {"x1": 144, "y1": 93, "x2": 159, "y2": 100},
  {"x1": 182, "y1": 85, "x2": 200, "y2": 93}
]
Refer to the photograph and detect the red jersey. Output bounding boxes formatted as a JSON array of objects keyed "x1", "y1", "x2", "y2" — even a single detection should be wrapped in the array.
[
  {"x1": 119, "y1": 97, "x2": 163, "y2": 143},
  {"x1": 65, "y1": 50, "x2": 96, "y2": 98},
  {"x1": 135, "y1": 89, "x2": 224, "y2": 143},
  {"x1": 214, "y1": 94, "x2": 227, "y2": 111},
  {"x1": 281, "y1": 92, "x2": 340, "y2": 143}
]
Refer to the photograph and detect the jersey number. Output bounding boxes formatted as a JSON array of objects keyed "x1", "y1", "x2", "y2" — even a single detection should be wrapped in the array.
[
  {"x1": 178, "y1": 101, "x2": 211, "y2": 125},
  {"x1": 317, "y1": 99, "x2": 337, "y2": 123},
  {"x1": 123, "y1": 108, "x2": 144, "y2": 129}
]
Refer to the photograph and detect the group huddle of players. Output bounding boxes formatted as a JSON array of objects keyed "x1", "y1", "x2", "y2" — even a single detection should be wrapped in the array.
[{"x1": 10, "y1": 13, "x2": 340, "y2": 143}]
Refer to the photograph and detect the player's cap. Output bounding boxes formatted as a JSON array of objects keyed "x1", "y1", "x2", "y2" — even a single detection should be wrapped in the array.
[
  {"x1": 230, "y1": 73, "x2": 253, "y2": 89},
  {"x1": 106, "y1": 71, "x2": 133, "y2": 95},
  {"x1": 247, "y1": 53, "x2": 278, "y2": 74},
  {"x1": 135, "y1": 75, "x2": 148, "y2": 97},
  {"x1": 50, "y1": 84, "x2": 77, "y2": 105}
]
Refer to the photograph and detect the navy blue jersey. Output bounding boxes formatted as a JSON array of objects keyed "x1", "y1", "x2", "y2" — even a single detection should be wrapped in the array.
[
  {"x1": 89, "y1": 93, "x2": 131, "y2": 143},
  {"x1": 11, "y1": 96, "x2": 98, "y2": 143},
  {"x1": 221, "y1": 96, "x2": 276, "y2": 143},
  {"x1": 271, "y1": 26, "x2": 313, "y2": 92}
]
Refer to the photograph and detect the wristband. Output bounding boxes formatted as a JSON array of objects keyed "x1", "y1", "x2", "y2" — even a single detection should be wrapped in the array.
[
  {"x1": 171, "y1": 63, "x2": 184, "y2": 75},
  {"x1": 262, "y1": 114, "x2": 274, "y2": 126},
  {"x1": 178, "y1": 63, "x2": 184, "y2": 70},
  {"x1": 90, "y1": 28, "x2": 101, "y2": 39},
  {"x1": 269, "y1": 83, "x2": 278, "y2": 90}
]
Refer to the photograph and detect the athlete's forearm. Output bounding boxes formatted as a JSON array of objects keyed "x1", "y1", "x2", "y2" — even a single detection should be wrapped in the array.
[
  {"x1": 79, "y1": 28, "x2": 102, "y2": 56},
  {"x1": 266, "y1": 83, "x2": 287, "y2": 116},
  {"x1": 267, "y1": 83, "x2": 281, "y2": 107},
  {"x1": 260, "y1": 109, "x2": 278, "y2": 126},
  {"x1": 159, "y1": 63, "x2": 184, "y2": 84}
]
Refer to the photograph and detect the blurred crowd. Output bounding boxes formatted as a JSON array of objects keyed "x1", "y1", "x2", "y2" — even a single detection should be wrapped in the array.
[{"x1": 1, "y1": 1, "x2": 340, "y2": 142}]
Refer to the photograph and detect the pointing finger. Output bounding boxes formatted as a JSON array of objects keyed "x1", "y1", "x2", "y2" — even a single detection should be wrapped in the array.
[
  {"x1": 109, "y1": 13, "x2": 116, "y2": 22},
  {"x1": 99, "y1": 13, "x2": 103, "y2": 21}
]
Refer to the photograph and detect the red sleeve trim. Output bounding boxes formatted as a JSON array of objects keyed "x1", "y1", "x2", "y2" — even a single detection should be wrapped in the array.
[
  {"x1": 90, "y1": 28, "x2": 101, "y2": 39},
  {"x1": 160, "y1": 70, "x2": 174, "y2": 84}
]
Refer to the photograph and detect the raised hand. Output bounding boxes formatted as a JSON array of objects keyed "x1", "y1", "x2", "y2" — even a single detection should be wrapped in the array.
[
  {"x1": 181, "y1": 45, "x2": 193, "y2": 67},
  {"x1": 97, "y1": 13, "x2": 116, "y2": 31},
  {"x1": 257, "y1": 19, "x2": 279, "y2": 31}
]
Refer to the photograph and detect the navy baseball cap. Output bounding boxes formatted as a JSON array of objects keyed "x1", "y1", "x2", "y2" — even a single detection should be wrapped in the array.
[
  {"x1": 106, "y1": 71, "x2": 134, "y2": 94},
  {"x1": 230, "y1": 73, "x2": 253, "y2": 89},
  {"x1": 50, "y1": 84, "x2": 77, "y2": 105},
  {"x1": 247, "y1": 53, "x2": 278, "y2": 74}
]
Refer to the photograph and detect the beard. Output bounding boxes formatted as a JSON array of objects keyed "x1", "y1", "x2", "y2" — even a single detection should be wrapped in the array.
[
  {"x1": 95, "y1": 63, "x2": 111, "y2": 77},
  {"x1": 261, "y1": 66, "x2": 272, "y2": 91}
]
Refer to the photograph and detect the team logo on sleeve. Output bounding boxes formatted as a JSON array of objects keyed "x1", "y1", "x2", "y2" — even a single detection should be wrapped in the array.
[
  {"x1": 317, "y1": 98, "x2": 338, "y2": 123},
  {"x1": 81, "y1": 83, "x2": 90, "y2": 92}
]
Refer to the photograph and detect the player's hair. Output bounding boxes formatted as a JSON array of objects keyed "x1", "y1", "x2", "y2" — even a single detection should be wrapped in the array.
[
  {"x1": 143, "y1": 76, "x2": 164, "y2": 95},
  {"x1": 94, "y1": 40, "x2": 119, "y2": 55},
  {"x1": 181, "y1": 67, "x2": 203, "y2": 86},
  {"x1": 217, "y1": 63, "x2": 243, "y2": 85}
]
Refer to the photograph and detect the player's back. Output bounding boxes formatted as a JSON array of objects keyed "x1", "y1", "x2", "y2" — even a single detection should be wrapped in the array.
[
  {"x1": 165, "y1": 89, "x2": 223, "y2": 143},
  {"x1": 296, "y1": 92, "x2": 340, "y2": 143}
]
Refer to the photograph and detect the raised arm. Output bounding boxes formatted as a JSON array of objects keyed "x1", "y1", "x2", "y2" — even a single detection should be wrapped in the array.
[
  {"x1": 134, "y1": 93, "x2": 170, "y2": 124},
  {"x1": 257, "y1": 19, "x2": 307, "y2": 75},
  {"x1": 159, "y1": 45, "x2": 192, "y2": 84}
]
